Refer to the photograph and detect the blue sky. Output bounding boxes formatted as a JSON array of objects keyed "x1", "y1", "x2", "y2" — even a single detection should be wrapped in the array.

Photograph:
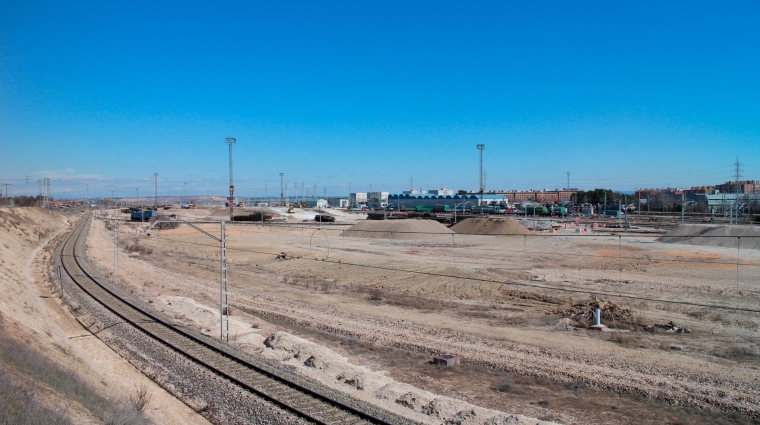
[{"x1": 1, "y1": 1, "x2": 758, "y2": 198}]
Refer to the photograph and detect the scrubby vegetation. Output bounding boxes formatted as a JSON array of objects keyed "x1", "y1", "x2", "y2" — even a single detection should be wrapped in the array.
[{"x1": 0, "y1": 329, "x2": 150, "y2": 424}]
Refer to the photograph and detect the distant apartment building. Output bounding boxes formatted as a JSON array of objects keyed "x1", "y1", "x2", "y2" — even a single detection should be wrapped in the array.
[
  {"x1": 715, "y1": 180, "x2": 759, "y2": 194},
  {"x1": 486, "y1": 189, "x2": 578, "y2": 203}
]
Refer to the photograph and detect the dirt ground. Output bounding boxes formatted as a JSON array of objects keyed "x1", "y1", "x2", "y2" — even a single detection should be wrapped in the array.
[
  {"x1": 90, "y1": 210, "x2": 760, "y2": 424},
  {"x1": 0, "y1": 207, "x2": 210, "y2": 425}
]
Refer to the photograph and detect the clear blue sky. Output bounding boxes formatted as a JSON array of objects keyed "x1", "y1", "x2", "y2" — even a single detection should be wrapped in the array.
[{"x1": 1, "y1": 1, "x2": 758, "y2": 198}]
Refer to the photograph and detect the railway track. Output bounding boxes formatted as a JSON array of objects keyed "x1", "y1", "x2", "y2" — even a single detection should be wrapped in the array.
[{"x1": 60, "y1": 216, "x2": 397, "y2": 425}]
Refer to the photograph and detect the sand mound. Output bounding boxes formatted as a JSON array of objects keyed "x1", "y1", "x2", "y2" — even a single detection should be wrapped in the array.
[
  {"x1": 342, "y1": 219, "x2": 454, "y2": 239},
  {"x1": 451, "y1": 217, "x2": 531, "y2": 235},
  {"x1": 658, "y1": 224, "x2": 760, "y2": 250}
]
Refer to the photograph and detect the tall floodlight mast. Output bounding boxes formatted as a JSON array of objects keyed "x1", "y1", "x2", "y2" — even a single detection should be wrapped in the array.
[
  {"x1": 280, "y1": 173, "x2": 284, "y2": 206},
  {"x1": 732, "y1": 157, "x2": 743, "y2": 223},
  {"x1": 477, "y1": 144, "x2": 485, "y2": 210},
  {"x1": 154, "y1": 173, "x2": 159, "y2": 208},
  {"x1": 226, "y1": 138, "x2": 236, "y2": 221}
]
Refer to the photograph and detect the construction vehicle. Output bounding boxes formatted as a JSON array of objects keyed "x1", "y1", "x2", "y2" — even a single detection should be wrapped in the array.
[{"x1": 287, "y1": 207, "x2": 296, "y2": 214}]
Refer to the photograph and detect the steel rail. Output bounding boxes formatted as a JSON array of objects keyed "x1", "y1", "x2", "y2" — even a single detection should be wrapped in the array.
[{"x1": 59, "y1": 216, "x2": 396, "y2": 425}]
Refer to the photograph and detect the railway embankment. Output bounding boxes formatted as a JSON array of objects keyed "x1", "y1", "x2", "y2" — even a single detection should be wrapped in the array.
[{"x1": 0, "y1": 208, "x2": 208, "y2": 425}]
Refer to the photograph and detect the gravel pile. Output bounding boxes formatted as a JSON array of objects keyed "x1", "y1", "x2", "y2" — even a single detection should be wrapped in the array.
[
  {"x1": 342, "y1": 220, "x2": 454, "y2": 240},
  {"x1": 659, "y1": 224, "x2": 760, "y2": 250},
  {"x1": 450, "y1": 218, "x2": 531, "y2": 235}
]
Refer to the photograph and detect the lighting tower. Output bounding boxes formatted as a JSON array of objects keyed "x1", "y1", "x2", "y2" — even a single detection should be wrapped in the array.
[
  {"x1": 477, "y1": 144, "x2": 485, "y2": 209},
  {"x1": 279, "y1": 173, "x2": 284, "y2": 206},
  {"x1": 153, "y1": 173, "x2": 158, "y2": 207},
  {"x1": 732, "y1": 157, "x2": 743, "y2": 222},
  {"x1": 226, "y1": 138, "x2": 236, "y2": 221}
]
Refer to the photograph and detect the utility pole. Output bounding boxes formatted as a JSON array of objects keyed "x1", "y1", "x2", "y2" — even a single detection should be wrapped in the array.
[
  {"x1": 220, "y1": 220, "x2": 229, "y2": 342},
  {"x1": 733, "y1": 157, "x2": 743, "y2": 223},
  {"x1": 136, "y1": 188, "x2": 139, "y2": 207},
  {"x1": 226, "y1": 138, "x2": 236, "y2": 221},
  {"x1": 295, "y1": 183, "x2": 299, "y2": 206},
  {"x1": 477, "y1": 144, "x2": 485, "y2": 210},
  {"x1": 113, "y1": 218, "x2": 119, "y2": 286},
  {"x1": 25, "y1": 176, "x2": 30, "y2": 196},
  {"x1": 154, "y1": 173, "x2": 159, "y2": 208},
  {"x1": 86, "y1": 184, "x2": 89, "y2": 210},
  {"x1": 567, "y1": 172, "x2": 570, "y2": 191},
  {"x1": 410, "y1": 176, "x2": 413, "y2": 192},
  {"x1": 279, "y1": 173, "x2": 284, "y2": 207},
  {"x1": 184, "y1": 183, "x2": 187, "y2": 204}
]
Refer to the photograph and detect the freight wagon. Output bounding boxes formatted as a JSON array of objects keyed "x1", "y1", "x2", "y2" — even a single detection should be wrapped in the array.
[
  {"x1": 549, "y1": 206, "x2": 567, "y2": 216},
  {"x1": 412, "y1": 205, "x2": 451, "y2": 213},
  {"x1": 525, "y1": 205, "x2": 549, "y2": 216},
  {"x1": 130, "y1": 210, "x2": 156, "y2": 222}
]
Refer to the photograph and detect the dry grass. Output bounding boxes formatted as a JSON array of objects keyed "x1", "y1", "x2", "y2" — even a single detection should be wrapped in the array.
[
  {"x1": 129, "y1": 384, "x2": 152, "y2": 412},
  {"x1": 608, "y1": 332, "x2": 644, "y2": 348},
  {"x1": 0, "y1": 329, "x2": 149, "y2": 424},
  {"x1": 123, "y1": 237, "x2": 153, "y2": 255},
  {"x1": 0, "y1": 370, "x2": 70, "y2": 425},
  {"x1": 713, "y1": 346, "x2": 760, "y2": 361}
]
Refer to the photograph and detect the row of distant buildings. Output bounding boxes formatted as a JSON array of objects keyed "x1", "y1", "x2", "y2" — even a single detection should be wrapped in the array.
[
  {"x1": 637, "y1": 180, "x2": 760, "y2": 197},
  {"x1": 635, "y1": 180, "x2": 760, "y2": 215},
  {"x1": 345, "y1": 188, "x2": 582, "y2": 209}
]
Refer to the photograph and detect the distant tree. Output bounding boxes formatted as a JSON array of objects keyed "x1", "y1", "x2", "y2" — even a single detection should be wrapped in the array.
[
  {"x1": 11, "y1": 196, "x2": 42, "y2": 207},
  {"x1": 457, "y1": 190, "x2": 468, "y2": 195}
]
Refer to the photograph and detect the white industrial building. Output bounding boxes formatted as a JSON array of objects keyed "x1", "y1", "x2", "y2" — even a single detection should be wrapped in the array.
[
  {"x1": 427, "y1": 188, "x2": 454, "y2": 196},
  {"x1": 349, "y1": 192, "x2": 368, "y2": 205}
]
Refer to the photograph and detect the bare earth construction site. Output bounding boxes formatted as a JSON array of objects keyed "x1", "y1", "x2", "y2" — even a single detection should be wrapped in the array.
[
  {"x1": 75, "y1": 207, "x2": 758, "y2": 424},
  {"x1": 2, "y1": 206, "x2": 759, "y2": 424}
]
